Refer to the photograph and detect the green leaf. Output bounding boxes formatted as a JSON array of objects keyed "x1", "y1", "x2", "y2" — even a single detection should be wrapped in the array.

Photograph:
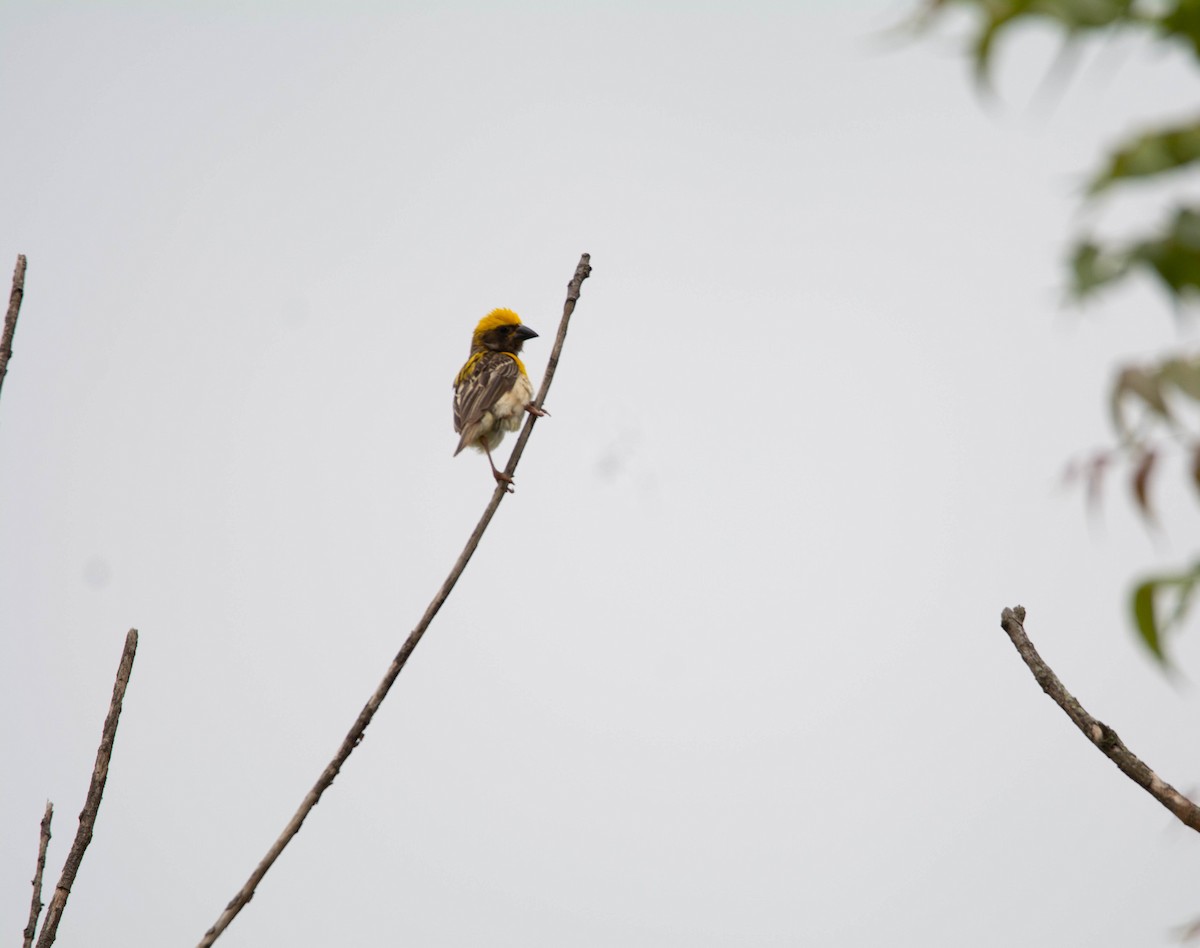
[
  {"x1": 1043, "y1": 0, "x2": 1138, "y2": 29},
  {"x1": 1130, "y1": 562, "x2": 1200, "y2": 669},
  {"x1": 918, "y1": 0, "x2": 1138, "y2": 86},
  {"x1": 1157, "y1": 0, "x2": 1200, "y2": 60},
  {"x1": 1132, "y1": 579, "x2": 1165, "y2": 663},
  {"x1": 920, "y1": 0, "x2": 1197, "y2": 81},
  {"x1": 1087, "y1": 119, "x2": 1200, "y2": 195},
  {"x1": 1073, "y1": 207, "x2": 1200, "y2": 303},
  {"x1": 1069, "y1": 239, "x2": 1129, "y2": 298},
  {"x1": 1130, "y1": 207, "x2": 1200, "y2": 298}
]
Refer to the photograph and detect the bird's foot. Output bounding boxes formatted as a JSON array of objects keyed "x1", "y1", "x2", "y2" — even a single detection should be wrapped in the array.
[
  {"x1": 525, "y1": 402, "x2": 549, "y2": 418},
  {"x1": 492, "y1": 470, "x2": 515, "y2": 493}
]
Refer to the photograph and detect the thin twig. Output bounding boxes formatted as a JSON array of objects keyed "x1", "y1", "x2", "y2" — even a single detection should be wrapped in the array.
[
  {"x1": 999, "y1": 605, "x2": 1200, "y2": 832},
  {"x1": 502, "y1": 253, "x2": 592, "y2": 480},
  {"x1": 0, "y1": 253, "x2": 27, "y2": 403},
  {"x1": 22, "y1": 802, "x2": 53, "y2": 948},
  {"x1": 196, "y1": 252, "x2": 593, "y2": 948},
  {"x1": 35, "y1": 628, "x2": 138, "y2": 948}
]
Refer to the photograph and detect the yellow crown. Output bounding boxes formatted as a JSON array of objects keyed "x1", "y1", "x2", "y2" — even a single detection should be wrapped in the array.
[{"x1": 473, "y1": 308, "x2": 522, "y2": 337}]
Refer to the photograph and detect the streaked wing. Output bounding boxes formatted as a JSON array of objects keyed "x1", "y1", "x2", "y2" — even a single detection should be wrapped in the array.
[{"x1": 453, "y1": 352, "x2": 520, "y2": 435}]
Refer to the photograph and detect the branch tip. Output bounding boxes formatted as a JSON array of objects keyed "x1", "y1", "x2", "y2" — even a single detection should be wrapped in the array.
[
  {"x1": 997, "y1": 602, "x2": 1200, "y2": 833},
  {"x1": 34, "y1": 629, "x2": 137, "y2": 948},
  {"x1": 1, "y1": 252, "x2": 28, "y2": 404},
  {"x1": 23, "y1": 802, "x2": 53, "y2": 948}
]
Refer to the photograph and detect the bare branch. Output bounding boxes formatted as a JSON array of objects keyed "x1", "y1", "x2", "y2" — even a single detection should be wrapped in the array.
[
  {"x1": 999, "y1": 605, "x2": 1200, "y2": 832},
  {"x1": 22, "y1": 802, "x2": 53, "y2": 948},
  {"x1": 0, "y1": 253, "x2": 27, "y2": 403},
  {"x1": 35, "y1": 629, "x2": 139, "y2": 948},
  {"x1": 501, "y1": 253, "x2": 591, "y2": 482},
  {"x1": 197, "y1": 253, "x2": 593, "y2": 947}
]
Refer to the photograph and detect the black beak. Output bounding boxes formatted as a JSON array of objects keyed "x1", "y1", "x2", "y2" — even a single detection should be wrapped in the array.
[{"x1": 515, "y1": 325, "x2": 539, "y2": 341}]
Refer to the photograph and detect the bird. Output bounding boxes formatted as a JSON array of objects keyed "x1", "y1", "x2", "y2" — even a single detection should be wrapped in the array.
[{"x1": 453, "y1": 308, "x2": 547, "y2": 491}]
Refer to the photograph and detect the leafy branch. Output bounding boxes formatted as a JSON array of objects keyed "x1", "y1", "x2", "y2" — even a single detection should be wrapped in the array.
[
  {"x1": 919, "y1": 0, "x2": 1200, "y2": 664},
  {"x1": 917, "y1": 0, "x2": 1200, "y2": 86}
]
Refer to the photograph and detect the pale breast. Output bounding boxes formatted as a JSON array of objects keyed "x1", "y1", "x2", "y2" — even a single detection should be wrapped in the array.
[{"x1": 492, "y1": 373, "x2": 535, "y2": 432}]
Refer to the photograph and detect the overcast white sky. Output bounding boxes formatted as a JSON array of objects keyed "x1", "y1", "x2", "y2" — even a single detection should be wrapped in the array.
[{"x1": 3, "y1": 3, "x2": 1200, "y2": 946}]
